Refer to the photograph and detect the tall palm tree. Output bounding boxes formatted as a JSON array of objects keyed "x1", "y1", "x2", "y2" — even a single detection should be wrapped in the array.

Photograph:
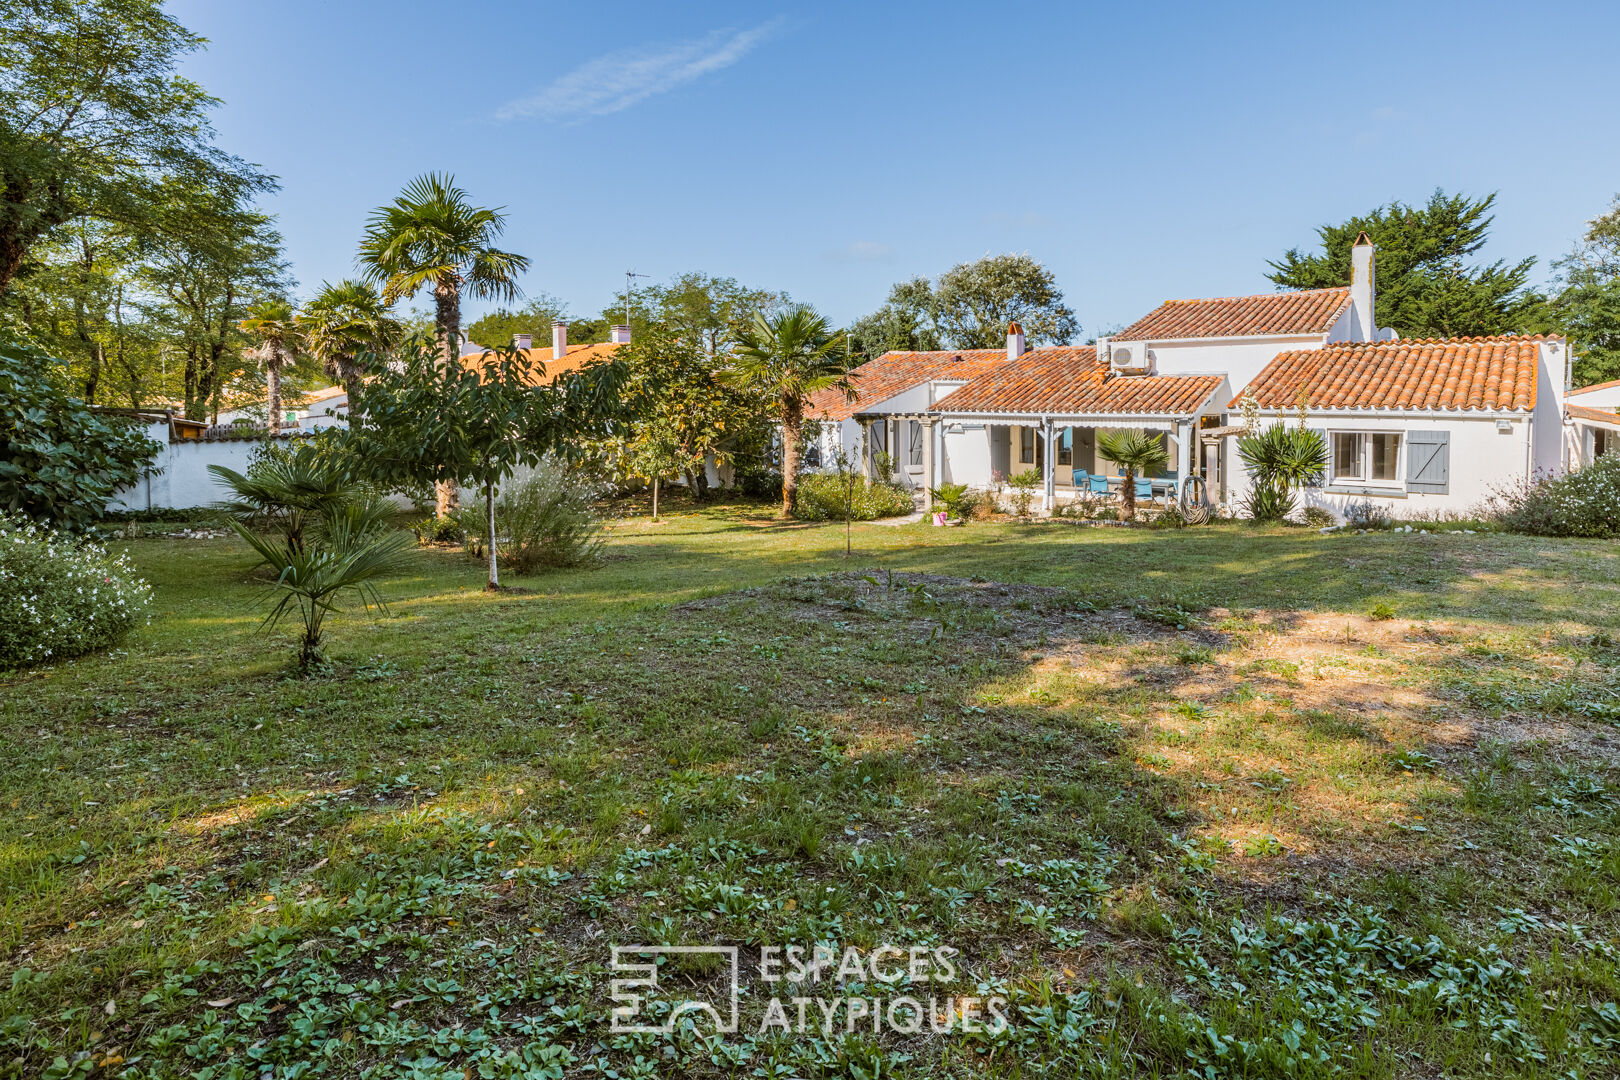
[
  {"x1": 356, "y1": 173, "x2": 529, "y2": 366},
  {"x1": 297, "y1": 280, "x2": 401, "y2": 408},
  {"x1": 1097, "y1": 428, "x2": 1169, "y2": 523},
  {"x1": 724, "y1": 305, "x2": 852, "y2": 518},
  {"x1": 239, "y1": 300, "x2": 299, "y2": 435}
]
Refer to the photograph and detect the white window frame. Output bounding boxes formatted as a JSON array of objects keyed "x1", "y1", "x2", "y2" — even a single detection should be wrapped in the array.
[{"x1": 1328, "y1": 430, "x2": 1404, "y2": 488}]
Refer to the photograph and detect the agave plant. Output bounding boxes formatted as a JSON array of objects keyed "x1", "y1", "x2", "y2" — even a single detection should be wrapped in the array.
[{"x1": 229, "y1": 502, "x2": 412, "y2": 670}]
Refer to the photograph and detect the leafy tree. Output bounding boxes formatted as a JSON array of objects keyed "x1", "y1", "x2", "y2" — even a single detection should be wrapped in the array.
[
  {"x1": 298, "y1": 280, "x2": 400, "y2": 405},
  {"x1": 640, "y1": 272, "x2": 789, "y2": 357},
  {"x1": 1097, "y1": 429, "x2": 1168, "y2": 523},
  {"x1": 0, "y1": 340, "x2": 161, "y2": 528},
  {"x1": 0, "y1": 0, "x2": 270, "y2": 295},
  {"x1": 612, "y1": 325, "x2": 768, "y2": 501},
  {"x1": 723, "y1": 306, "x2": 852, "y2": 518},
  {"x1": 357, "y1": 173, "x2": 529, "y2": 366},
  {"x1": 847, "y1": 276, "x2": 941, "y2": 360},
  {"x1": 626, "y1": 418, "x2": 685, "y2": 522},
  {"x1": 465, "y1": 292, "x2": 570, "y2": 351},
  {"x1": 1547, "y1": 194, "x2": 1620, "y2": 385},
  {"x1": 936, "y1": 254, "x2": 1078, "y2": 348},
  {"x1": 848, "y1": 256, "x2": 1077, "y2": 357},
  {"x1": 345, "y1": 337, "x2": 624, "y2": 589},
  {"x1": 1267, "y1": 190, "x2": 1542, "y2": 339},
  {"x1": 239, "y1": 300, "x2": 299, "y2": 434},
  {"x1": 138, "y1": 180, "x2": 289, "y2": 420}
]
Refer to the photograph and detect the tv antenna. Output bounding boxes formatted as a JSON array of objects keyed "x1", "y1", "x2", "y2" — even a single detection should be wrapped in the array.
[{"x1": 624, "y1": 269, "x2": 650, "y2": 326}]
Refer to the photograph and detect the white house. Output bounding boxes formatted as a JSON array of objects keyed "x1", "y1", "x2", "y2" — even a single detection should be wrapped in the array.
[{"x1": 809, "y1": 235, "x2": 1579, "y2": 520}]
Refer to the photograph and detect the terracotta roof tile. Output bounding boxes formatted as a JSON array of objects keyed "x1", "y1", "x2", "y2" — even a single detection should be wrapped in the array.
[
  {"x1": 1115, "y1": 287, "x2": 1350, "y2": 341},
  {"x1": 930, "y1": 347, "x2": 1222, "y2": 417},
  {"x1": 1238, "y1": 336, "x2": 1549, "y2": 413},
  {"x1": 458, "y1": 341, "x2": 625, "y2": 386},
  {"x1": 1568, "y1": 403, "x2": 1620, "y2": 424},
  {"x1": 806, "y1": 348, "x2": 1014, "y2": 421}
]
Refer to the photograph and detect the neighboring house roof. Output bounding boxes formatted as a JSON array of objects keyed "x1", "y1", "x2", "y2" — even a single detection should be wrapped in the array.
[
  {"x1": 458, "y1": 341, "x2": 625, "y2": 385},
  {"x1": 930, "y1": 347, "x2": 1222, "y2": 416},
  {"x1": 1238, "y1": 335, "x2": 1549, "y2": 413},
  {"x1": 302, "y1": 384, "x2": 347, "y2": 403},
  {"x1": 1570, "y1": 378, "x2": 1620, "y2": 397},
  {"x1": 1114, "y1": 287, "x2": 1351, "y2": 341},
  {"x1": 806, "y1": 348, "x2": 1015, "y2": 421},
  {"x1": 1568, "y1": 403, "x2": 1620, "y2": 427}
]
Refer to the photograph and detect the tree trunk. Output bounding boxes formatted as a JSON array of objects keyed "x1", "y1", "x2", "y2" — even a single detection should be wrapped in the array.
[
  {"x1": 1122, "y1": 471, "x2": 1136, "y2": 523},
  {"x1": 266, "y1": 349, "x2": 282, "y2": 436},
  {"x1": 780, "y1": 403, "x2": 803, "y2": 519},
  {"x1": 651, "y1": 477, "x2": 660, "y2": 521},
  {"x1": 434, "y1": 278, "x2": 462, "y2": 518},
  {"x1": 485, "y1": 478, "x2": 499, "y2": 590}
]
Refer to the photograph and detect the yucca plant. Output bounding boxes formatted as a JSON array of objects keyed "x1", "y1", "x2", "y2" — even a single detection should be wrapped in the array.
[
  {"x1": 1097, "y1": 428, "x2": 1169, "y2": 522},
  {"x1": 1236, "y1": 423, "x2": 1327, "y2": 522},
  {"x1": 229, "y1": 503, "x2": 413, "y2": 670}
]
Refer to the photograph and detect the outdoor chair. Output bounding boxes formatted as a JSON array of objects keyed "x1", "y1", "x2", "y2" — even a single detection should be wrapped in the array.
[
  {"x1": 1088, "y1": 474, "x2": 1111, "y2": 496},
  {"x1": 1134, "y1": 477, "x2": 1154, "y2": 502}
]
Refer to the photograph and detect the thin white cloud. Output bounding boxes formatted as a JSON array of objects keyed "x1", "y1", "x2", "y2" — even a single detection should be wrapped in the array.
[
  {"x1": 825, "y1": 240, "x2": 893, "y2": 263},
  {"x1": 494, "y1": 19, "x2": 783, "y2": 123}
]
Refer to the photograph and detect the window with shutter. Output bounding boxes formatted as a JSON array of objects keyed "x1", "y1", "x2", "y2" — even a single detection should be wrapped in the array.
[{"x1": 1406, "y1": 431, "x2": 1450, "y2": 493}]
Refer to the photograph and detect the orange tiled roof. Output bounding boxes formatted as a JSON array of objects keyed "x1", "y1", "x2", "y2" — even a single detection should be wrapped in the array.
[
  {"x1": 1570, "y1": 378, "x2": 1620, "y2": 396},
  {"x1": 1115, "y1": 287, "x2": 1350, "y2": 341},
  {"x1": 930, "y1": 347, "x2": 1222, "y2": 417},
  {"x1": 458, "y1": 341, "x2": 625, "y2": 386},
  {"x1": 1238, "y1": 336, "x2": 1549, "y2": 412},
  {"x1": 805, "y1": 348, "x2": 1015, "y2": 421},
  {"x1": 1568, "y1": 403, "x2": 1620, "y2": 424}
]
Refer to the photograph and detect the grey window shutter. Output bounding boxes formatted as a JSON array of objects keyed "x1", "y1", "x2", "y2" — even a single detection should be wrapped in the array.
[{"x1": 1406, "y1": 430, "x2": 1449, "y2": 493}]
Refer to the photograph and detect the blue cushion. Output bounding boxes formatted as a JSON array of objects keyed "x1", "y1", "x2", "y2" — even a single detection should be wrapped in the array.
[
  {"x1": 1088, "y1": 474, "x2": 1110, "y2": 494},
  {"x1": 1134, "y1": 478, "x2": 1153, "y2": 498}
]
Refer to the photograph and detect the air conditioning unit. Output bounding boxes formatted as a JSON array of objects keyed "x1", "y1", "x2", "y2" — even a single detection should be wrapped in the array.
[{"x1": 1109, "y1": 340, "x2": 1151, "y2": 373}]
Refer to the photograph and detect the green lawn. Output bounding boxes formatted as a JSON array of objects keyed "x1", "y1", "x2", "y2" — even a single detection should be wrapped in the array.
[{"x1": 5, "y1": 501, "x2": 1620, "y2": 1079}]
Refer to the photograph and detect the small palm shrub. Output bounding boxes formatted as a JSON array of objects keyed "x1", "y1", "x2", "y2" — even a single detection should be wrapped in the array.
[
  {"x1": 930, "y1": 483, "x2": 982, "y2": 519},
  {"x1": 1491, "y1": 455, "x2": 1620, "y2": 537},
  {"x1": 0, "y1": 514, "x2": 152, "y2": 668},
  {"x1": 1006, "y1": 469, "x2": 1042, "y2": 518},
  {"x1": 1098, "y1": 428, "x2": 1169, "y2": 522},
  {"x1": 494, "y1": 463, "x2": 606, "y2": 572},
  {"x1": 793, "y1": 475, "x2": 914, "y2": 521}
]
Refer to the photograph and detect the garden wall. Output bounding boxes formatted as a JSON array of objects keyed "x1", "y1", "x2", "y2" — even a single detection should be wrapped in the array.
[{"x1": 108, "y1": 420, "x2": 273, "y2": 511}]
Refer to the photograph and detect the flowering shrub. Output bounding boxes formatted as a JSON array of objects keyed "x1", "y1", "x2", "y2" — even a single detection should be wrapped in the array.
[
  {"x1": 1489, "y1": 455, "x2": 1620, "y2": 538},
  {"x1": 792, "y1": 474, "x2": 915, "y2": 521},
  {"x1": 0, "y1": 514, "x2": 152, "y2": 668}
]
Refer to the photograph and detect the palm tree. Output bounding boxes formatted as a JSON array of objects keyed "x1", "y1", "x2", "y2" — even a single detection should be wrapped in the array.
[
  {"x1": 724, "y1": 305, "x2": 852, "y2": 517},
  {"x1": 1097, "y1": 428, "x2": 1169, "y2": 523},
  {"x1": 297, "y1": 280, "x2": 400, "y2": 407},
  {"x1": 356, "y1": 172, "x2": 529, "y2": 366},
  {"x1": 239, "y1": 300, "x2": 299, "y2": 435}
]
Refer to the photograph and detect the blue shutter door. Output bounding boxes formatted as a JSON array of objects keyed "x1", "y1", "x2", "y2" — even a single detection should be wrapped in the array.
[{"x1": 1406, "y1": 431, "x2": 1450, "y2": 493}]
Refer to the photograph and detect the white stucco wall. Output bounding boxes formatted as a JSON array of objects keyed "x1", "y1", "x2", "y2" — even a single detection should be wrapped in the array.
[
  {"x1": 109, "y1": 425, "x2": 273, "y2": 511},
  {"x1": 1223, "y1": 413, "x2": 1534, "y2": 520},
  {"x1": 1533, "y1": 340, "x2": 1571, "y2": 479},
  {"x1": 1143, "y1": 335, "x2": 1324, "y2": 399},
  {"x1": 940, "y1": 423, "x2": 993, "y2": 486}
]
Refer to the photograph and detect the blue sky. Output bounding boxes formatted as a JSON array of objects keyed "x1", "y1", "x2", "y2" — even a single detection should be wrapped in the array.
[{"x1": 170, "y1": 0, "x2": 1620, "y2": 338}]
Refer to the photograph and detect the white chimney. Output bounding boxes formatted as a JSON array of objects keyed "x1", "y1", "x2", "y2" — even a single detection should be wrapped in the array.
[
  {"x1": 1006, "y1": 321, "x2": 1025, "y2": 361},
  {"x1": 513, "y1": 333, "x2": 532, "y2": 350},
  {"x1": 610, "y1": 324, "x2": 632, "y2": 345},
  {"x1": 1351, "y1": 233, "x2": 1377, "y2": 341},
  {"x1": 552, "y1": 321, "x2": 568, "y2": 357}
]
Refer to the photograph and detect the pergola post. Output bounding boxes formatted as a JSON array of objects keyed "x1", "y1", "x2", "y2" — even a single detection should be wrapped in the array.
[
  {"x1": 860, "y1": 419, "x2": 875, "y2": 485},
  {"x1": 1041, "y1": 419, "x2": 1056, "y2": 512},
  {"x1": 1176, "y1": 420, "x2": 1194, "y2": 500},
  {"x1": 921, "y1": 417, "x2": 937, "y2": 509}
]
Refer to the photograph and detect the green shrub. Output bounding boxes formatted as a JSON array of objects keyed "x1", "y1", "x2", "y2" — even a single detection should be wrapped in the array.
[
  {"x1": 469, "y1": 461, "x2": 605, "y2": 572},
  {"x1": 792, "y1": 474, "x2": 914, "y2": 521},
  {"x1": 1006, "y1": 469, "x2": 1041, "y2": 518},
  {"x1": 930, "y1": 483, "x2": 983, "y2": 519},
  {"x1": 1, "y1": 341, "x2": 162, "y2": 529},
  {"x1": 1303, "y1": 506, "x2": 1336, "y2": 528},
  {"x1": 0, "y1": 513, "x2": 152, "y2": 668},
  {"x1": 1492, "y1": 455, "x2": 1620, "y2": 537},
  {"x1": 411, "y1": 515, "x2": 465, "y2": 545},
  {"x1": 1240, "y1": 481, "x2": 1295, "y2": 523}
]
